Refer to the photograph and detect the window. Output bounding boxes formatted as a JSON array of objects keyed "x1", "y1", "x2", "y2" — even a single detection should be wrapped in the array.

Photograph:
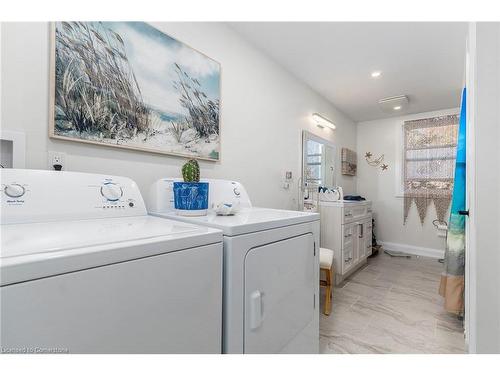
[
  {"x1": 402, "y1": 114, "x2": 459, "y2": 224},
  {"x1": 305, "y1": 139, "x2": 324, "y2": 184}
]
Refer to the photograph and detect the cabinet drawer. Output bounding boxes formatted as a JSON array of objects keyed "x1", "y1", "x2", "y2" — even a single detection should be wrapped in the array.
[
  {"x1": 341, "y1": 223, "x2": 356, "y2": 273},
  {"x1": 366, "y1": 203, "x2": 373, "y2": 215},
  {"x1": 343, "y1": 203, "x2": 371, "y2": 223},
  {"x1": 342, "y1": 225, "x2": 355, "y2": 246},
  {"x1": 342, "y1": 248, "x2": 354, "y2": 272}
]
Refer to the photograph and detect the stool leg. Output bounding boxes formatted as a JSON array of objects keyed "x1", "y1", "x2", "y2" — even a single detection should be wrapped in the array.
[
  {"x1": 324, "y1": 267, "x2": 332, "y2": 316},
  {"x1": 331, "y1": 267, "x2": 334, "y2": 303}
]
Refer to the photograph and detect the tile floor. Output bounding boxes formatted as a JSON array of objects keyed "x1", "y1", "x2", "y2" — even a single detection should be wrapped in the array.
[{"x1": 319, "y1": 252, "x2": 465, "y2": 354}]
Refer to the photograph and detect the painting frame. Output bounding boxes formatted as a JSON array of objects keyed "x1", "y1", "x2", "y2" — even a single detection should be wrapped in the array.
[
  {"x1": 341, "y1": 147, "x2": 357, "y2": 176},
  {"x1": 48, "y1": 22, "x2": 222, "y2": 162}
]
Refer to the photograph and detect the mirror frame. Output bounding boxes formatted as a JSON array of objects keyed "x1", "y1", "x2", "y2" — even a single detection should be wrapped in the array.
[{"x1": 301, "y1": 130, "x2": 337, "y2": 200}]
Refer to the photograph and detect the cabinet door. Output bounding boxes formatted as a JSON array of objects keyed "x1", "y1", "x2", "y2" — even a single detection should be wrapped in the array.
[
  {"x1": 358, "y1": 221, "x2": 366, "y2": 259},
  {"x1": 357, "y1": 219, "x2": 372, "y2": 260},
  {"x1": 365, "y1": 219, "x2": 373, "y2": 256}
]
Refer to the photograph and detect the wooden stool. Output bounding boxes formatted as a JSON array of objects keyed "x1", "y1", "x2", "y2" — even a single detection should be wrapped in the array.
[{"x1": 319, "y1": 247, "x2": 334, "y2": 316}]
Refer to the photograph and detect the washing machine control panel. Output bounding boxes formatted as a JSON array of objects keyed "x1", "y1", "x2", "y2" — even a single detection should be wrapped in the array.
[
  {"x1": 95, "y1": 178, "x2": 138, "y2": 210},
  {"x1": 1, "y1": 169, "x2": 147, "y2": 225}
]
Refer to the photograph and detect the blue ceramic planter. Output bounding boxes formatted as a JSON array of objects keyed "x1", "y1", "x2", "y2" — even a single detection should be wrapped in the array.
[{"x1": 173, "y1": 182, "x2": 209, "y2": 216}]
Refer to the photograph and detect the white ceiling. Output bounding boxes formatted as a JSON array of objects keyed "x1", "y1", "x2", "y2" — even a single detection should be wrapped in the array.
[{"x1": 228, "y1": 22, "x2": 468, "y2": 122}]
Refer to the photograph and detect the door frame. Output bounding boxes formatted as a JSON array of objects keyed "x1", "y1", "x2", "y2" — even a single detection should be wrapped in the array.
[{"x1": 464, "y1": 21, "x2": 477, "y2": 353}]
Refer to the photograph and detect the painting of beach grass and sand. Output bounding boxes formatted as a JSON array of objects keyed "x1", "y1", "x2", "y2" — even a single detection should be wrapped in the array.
[{"x1": 50, "y1": 22, "x2": 220, "y2": 161}]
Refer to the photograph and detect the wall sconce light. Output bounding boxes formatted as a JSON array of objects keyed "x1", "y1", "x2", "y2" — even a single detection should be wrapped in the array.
[{"x1": 312, "y1": 113, "x2": 336, "y2": 130}]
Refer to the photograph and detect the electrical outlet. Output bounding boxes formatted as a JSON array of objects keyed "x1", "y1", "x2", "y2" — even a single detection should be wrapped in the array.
[
  {"x1": 283, "y1": 171, "x2": 293, "y2": 190},
  {"x1": 48, "y1": 151, "x2": 66, "y2": 171}
]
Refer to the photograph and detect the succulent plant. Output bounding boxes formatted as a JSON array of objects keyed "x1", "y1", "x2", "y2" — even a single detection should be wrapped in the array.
[{"x1": 182, "y1": 159, "x2": 200, "y2": 182}]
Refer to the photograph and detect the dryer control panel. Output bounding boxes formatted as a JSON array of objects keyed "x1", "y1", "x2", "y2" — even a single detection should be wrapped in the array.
[
  {"x1": 149, "y1": 178, "x2": 253, "y2": 213},
  {"x1": 1, "y1": 169, "x2": 147, "y2": 225}
]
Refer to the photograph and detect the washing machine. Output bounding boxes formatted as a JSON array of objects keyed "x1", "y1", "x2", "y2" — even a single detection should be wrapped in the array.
[
  {"x1": 0, "y1": 169, "x2": 223, "y2": 354},
  {"x1": 149, "y1": 178, "x2": 320, "y2": 354}
]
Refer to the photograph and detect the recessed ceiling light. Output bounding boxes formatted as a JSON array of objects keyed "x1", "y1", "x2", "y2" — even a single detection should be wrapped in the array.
[
  {"x1": 371, "y1": 71, "x2": 382, "y2": 78},
  {"x1": 378, "y1": 95, "x2": 409, "y2": 113}
]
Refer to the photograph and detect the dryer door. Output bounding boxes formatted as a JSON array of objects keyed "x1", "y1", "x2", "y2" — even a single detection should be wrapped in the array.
[{"x1": 244, "y1": 233, "x2": 315, "y2": 353}]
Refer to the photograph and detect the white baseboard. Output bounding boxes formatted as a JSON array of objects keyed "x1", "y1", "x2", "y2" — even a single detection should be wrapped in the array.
[{"x1": 378, "y1": 241, "x2": 444, "y2": 259}]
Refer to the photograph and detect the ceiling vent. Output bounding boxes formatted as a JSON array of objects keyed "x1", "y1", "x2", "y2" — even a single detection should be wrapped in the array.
[{"x1": 378, "y1": 95, "x2": 409, "y2": 113}]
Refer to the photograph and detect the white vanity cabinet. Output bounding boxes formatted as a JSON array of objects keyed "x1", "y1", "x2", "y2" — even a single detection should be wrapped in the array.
[{"x1": 319, "y1": 201, "x2": 372, "y2": 285}]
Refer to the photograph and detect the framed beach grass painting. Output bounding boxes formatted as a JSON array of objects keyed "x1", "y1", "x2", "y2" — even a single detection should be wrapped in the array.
[{"x1": 49, "y1": 22, "x2": 221, "y2": 161}]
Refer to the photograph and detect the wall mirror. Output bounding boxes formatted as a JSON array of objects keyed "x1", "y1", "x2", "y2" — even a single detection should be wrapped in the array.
[
  {"x1": 302, "y1": 131, "x2": 336, "y2": 188},
  {"x1": 301, "y1": 131, "x2": 336, "y2": 210}
]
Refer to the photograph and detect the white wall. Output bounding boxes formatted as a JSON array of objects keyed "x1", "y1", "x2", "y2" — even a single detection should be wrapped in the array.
[
  {"x1": 470, "y1": 22, "x2": 500, "y2": 354},
  {"x1": 0, "y1": 22, "x2": 357, "y2": 210},
  {"x1": 356, "y1": 108, "x2": 459, "y2": 256}
]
